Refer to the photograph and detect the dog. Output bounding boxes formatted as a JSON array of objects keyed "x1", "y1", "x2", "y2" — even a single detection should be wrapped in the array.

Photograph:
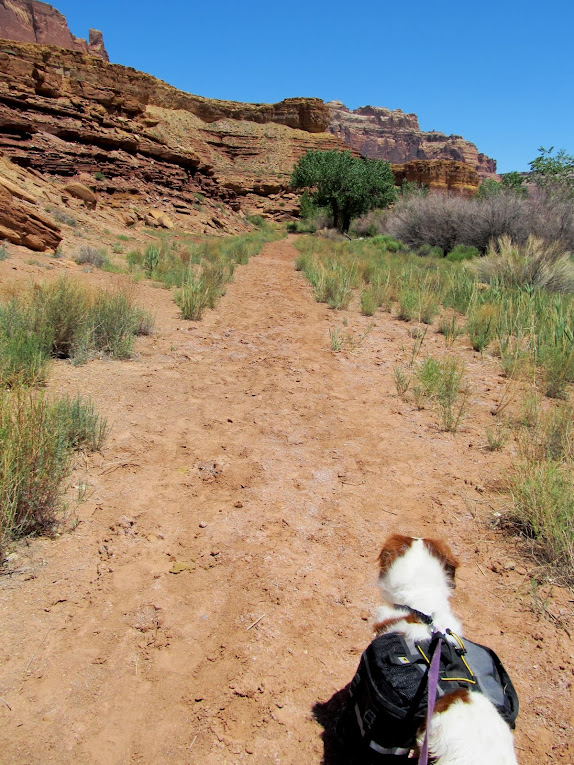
[{"x1": 370, "y1": 534, "x2": 518, "y2": 765}]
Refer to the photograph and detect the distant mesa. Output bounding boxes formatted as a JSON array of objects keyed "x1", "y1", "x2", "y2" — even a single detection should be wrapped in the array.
[
  {"x1": 326, "y1": 101, "x2": 497, "y2": 179},
  {"x1": 0, "y1": 0, "x2": 109, "y2": 60}
]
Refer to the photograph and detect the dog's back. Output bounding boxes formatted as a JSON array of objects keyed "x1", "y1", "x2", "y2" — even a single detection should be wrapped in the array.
[{"x1": 421, "y1": 690, "x2": 517, "y2": 765}]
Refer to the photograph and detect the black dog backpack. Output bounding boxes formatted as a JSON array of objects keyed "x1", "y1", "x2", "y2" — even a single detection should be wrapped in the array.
[{"x1": 338, "y1": 630, "x2": 519, "y2": 762}]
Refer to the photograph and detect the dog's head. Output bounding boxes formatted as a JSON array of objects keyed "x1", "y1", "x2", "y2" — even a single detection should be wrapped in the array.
[{"x1": 377, "y1": 534, "x2": 459, "y2": 606}]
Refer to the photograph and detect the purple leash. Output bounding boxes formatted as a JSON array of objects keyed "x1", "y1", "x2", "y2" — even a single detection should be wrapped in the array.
[{"x1": 418, "y1": 635, "x2": 443, "y2": 765}]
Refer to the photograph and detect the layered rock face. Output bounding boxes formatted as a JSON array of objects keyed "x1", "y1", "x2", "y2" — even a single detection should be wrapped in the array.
[
  {"x1": 391, "y1": 160, "x2": 478, "y2": 196},
  {"x1": 0, "y1": 40, "x2": 348, "y2": 235},
  {"x1": 0, "y1": 1, "x2": 108, "y2": 60},
  {"x1": 0, "y1": 154, "x2": 61, "y2": 250},
  {"x1": 327, "y1": 101, "x2": 497, "y2": 180}
]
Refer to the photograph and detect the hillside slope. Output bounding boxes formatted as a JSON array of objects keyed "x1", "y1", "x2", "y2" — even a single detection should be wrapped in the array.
[{"x1": 0, "y1": 40, "x2": 349, "y2": 234}]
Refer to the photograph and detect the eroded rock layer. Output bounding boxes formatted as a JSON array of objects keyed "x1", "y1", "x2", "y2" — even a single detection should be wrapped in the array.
[
  {"x1": 392, "y1": 159, "x2": 479, "y2": 196},
  {"x1": 0, "y1": 1, "x2": 108, "y2": 60},
  {"x1": 0, "y1": 40, "x2": 349, "y2": 234},
  {"x1": 328, "y1": 101, "x2": 497, "y2": 179}
]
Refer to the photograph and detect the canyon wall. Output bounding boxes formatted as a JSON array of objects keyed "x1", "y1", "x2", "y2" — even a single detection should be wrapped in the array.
[
  {"x1": 0, "y1": 40, "x2": 350, "y2": 237},
  {"x1": 328, "y1": 101, "x2": 497, "y2": 179},
  {"x1": 0, "y1": 0, "x2": 108, "y2": 60}
]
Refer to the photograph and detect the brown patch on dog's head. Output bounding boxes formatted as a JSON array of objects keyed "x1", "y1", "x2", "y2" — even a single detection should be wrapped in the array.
[
  {"x1": 423, "y1": 538, "x2": 459, "y2": 588},
  {"x1": 377, "y1": 534, "x2": 415, "y2": 576},
  {"x1": 373, "y1": 611, "x2": 424, "y2": 636},
  {"x1": 433, "y1": 688, "x2": 472, "y2": 715}
]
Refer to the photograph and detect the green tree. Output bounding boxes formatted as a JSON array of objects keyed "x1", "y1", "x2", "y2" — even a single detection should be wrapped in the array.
[
  {"x1": 501, "y1": 171, "x2": 528, "y2": 196},
  {"x1": 290, "y1": 150, "x2": 396, "y2": 233},
  {"x1": 476, "y1": 172, "x2": 527, "y2": 199},
  {"x1": 529, "y1": 147, "x2": 574, "y2": 194}
]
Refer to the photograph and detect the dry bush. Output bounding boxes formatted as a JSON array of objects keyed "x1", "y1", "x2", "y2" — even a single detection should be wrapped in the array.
[
  {"x1": 388, "y1": 193, "x2": 530, "y2": 253},
  {"x1": 474, "y1": 236, "x2": 574, "y2": 293},
  {"x1": 388, "y1": 190, "x2": 574, "y2": 254},
  {"x1": 0, "y1": 392, "x2": 108, "y2": 561},
  {"x1": 526, "y1": 188, "x2": 574, "y2": 251},
  {"x1": 350, "y1": 209, "x2": 390, "y2": 238}
]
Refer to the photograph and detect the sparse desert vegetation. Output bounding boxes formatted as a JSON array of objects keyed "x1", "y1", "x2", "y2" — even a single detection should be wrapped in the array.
[
  {"x1": 293, "y1": 228, "x2": 574, "y2": 580},
  {"x1": 0, "y1": 274, "x2": 151, "y2": 561},
  {"x1": 0, "y1": 392, "x2": 108, "y2": 560},
  {"x1": 126, "y1": 229, "x2": 282, "y2": 320}
]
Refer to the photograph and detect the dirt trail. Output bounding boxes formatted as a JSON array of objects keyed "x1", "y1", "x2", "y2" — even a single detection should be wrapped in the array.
[{"x1": 0, "y1": 237, "x2": 572, "y2": 764}]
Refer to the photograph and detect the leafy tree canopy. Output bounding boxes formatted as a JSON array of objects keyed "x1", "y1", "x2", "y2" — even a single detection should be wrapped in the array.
[
  {"x1": 529, "y1": 147, "x2": 574, "y2": 194},
  {"x1": 290, "y1": 150, "x2": 396, "y2": 232},
  {"x1": 477, "y1": 172, "x2": 527, "y2": 199}
]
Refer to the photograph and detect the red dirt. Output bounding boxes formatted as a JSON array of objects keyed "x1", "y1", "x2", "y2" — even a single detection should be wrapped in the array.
[{"x1": 0, "y1": 236, "x2": 572, "y2": 763}]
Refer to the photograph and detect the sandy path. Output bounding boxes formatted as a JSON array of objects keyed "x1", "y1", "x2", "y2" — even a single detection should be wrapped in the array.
[{"x1": 0, "y1": 237, "x2": 572, "y2": 764}]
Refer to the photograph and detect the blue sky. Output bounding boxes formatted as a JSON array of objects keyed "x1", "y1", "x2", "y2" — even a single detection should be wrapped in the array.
[{"x1": 55, "y1": 0, "x2": 573, "y2": 174}]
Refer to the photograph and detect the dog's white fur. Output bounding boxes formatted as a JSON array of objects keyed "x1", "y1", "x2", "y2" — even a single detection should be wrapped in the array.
[{"x1": 374, "y1": 536, "x2": 517, "y2": 765}]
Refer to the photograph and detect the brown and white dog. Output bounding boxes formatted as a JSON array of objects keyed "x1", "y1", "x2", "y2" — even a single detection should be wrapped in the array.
[{"x1": 374, "y1": 534, "x2": 517, "y2": 765}]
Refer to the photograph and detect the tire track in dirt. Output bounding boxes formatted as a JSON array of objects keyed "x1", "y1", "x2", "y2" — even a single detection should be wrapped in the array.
[{"x1": 0, "y1": 236, "x2": 572, "y2": 763}]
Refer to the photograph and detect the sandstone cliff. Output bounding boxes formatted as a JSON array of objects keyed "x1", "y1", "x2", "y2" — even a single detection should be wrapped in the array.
[
  {"x1": 391, "y1": 160, "x2": 478, "y2": 196},
  {"x1": 327, "y1": 101, "x2": 497, "y2": 179},
  {"x1": 0, "y1": 40, "x2": 350, "y2": 237},
  {"x1": 0, "y1": 1, "x2": 108, "y2": 60}
]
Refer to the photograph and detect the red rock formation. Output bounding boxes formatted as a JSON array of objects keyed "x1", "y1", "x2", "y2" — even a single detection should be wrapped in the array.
[
  {"x1": 391, "y1": 160, "x2": 479, "y2": 196},
  {"x1": 328, "y1": 101, "x2": 497, "y2": 179},
  {"x1": 0, "y1": 41, "x2": 348, "y2": 237},
  {"x1": 0, "y1": 0, "x2": 108, "y2": 60},
  {"x1": 0, "y1": 156, "x2": 61, "y2": 250}
]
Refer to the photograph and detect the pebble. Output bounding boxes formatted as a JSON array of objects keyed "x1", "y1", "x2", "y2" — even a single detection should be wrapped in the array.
[{"x1": 199, "y1": 521, "x2": 207, "y2": 528}]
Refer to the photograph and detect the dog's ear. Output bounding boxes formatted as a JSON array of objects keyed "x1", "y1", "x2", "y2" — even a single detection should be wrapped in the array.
[
  {"x1": 377, "y1": 534, "x2": 414, "y2": 576},
  {"x1": 423, "y1": 538, "x2": 459, "y2": 587}
]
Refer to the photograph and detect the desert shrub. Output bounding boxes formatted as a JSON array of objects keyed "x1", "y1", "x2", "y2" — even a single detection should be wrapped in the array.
[
  {"x1": 438, "y1": 311, "x2": 463, "y2": 345},
  {"x1": 143, "y1": 244, "x2": 161, "y2": 276},
  {"x1": 389, "y1": 186, "x2": 574, "y2": 253},
  {"x1": 435, "y1": 358, "x2": 469, "y2": 432},
  {"x1": 90, "y1": 289, "x2": 142, "y2": 359},
  {"x1": 74, "y1": 246, "x2": 108, "y2": 269},
  {"x1": 0, "y1": 391, "x2": 107, "y2": 561},
  {"x1": 0, "y1": 305, "x2": 51, "y2": 388},
  {"x1": 474, "y1": 236, "x2": 574, "y2": 293},
  {"x1": 389, "y1": 194, "x2": 475, "y2": 252},
  {"x1": 360, "y1": 287, "x2": 376, "y2": 316},
  {"x1": 526, "y1": 188, "x2": 574, "y2": 251},
  {"x1": 350, "y1": 209, "x2": 391, "y2": 238},
  {"x1": 47, "y1": 207, "x2": 77, "y2": 227},
  {"x1": 508, "y1": 463, "x2": 574, "y2": 577},
  {"x1": 174, "y1": 275, "x2": 210, "y2": 320},
  {"x1": 371, "y1": 234, "x2": 403, "y2": 253},
  {"x1": 33, "y1": 277, "x2": 91, "y2": 359},
  {"x1": 505, "y1": 397, "x2": 574, "y2": 578},
  {"x1": 446, "y1": 244, "x2": 480, "y2": 262},
  {"x1": 416, "y1": 357, "x2": 442, "y2": 398},
  {"x1": 466, "y1": 304, "x2": 499, "y2": 352},
  {"x1": 485, "y1": 422, "x2": 510, "y2": 451},
  {"x1": 94, "y1": 171, "x2": 106, "y2": 181},
  {"x1": 392, "y1": 365, "x2": 411, "y2": 396},
  {"x1": 418, "y1": 244, "x2": 445, "y2": 258},
  {"x1": 0, "y1": 243, "x2": 8, "y2": 261},
  {"x1": 0, "y1": 278, "x2": 152, "y2": 376},
  {"x1": 388, "y1": 193, "x2": 529, "y2": 253},
  {"x1": 246, "y1": 214, "x2": 266, "y2": 228},
  {"x1": 409, "y1": 356, "x2": 469, "y2": 430}
]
